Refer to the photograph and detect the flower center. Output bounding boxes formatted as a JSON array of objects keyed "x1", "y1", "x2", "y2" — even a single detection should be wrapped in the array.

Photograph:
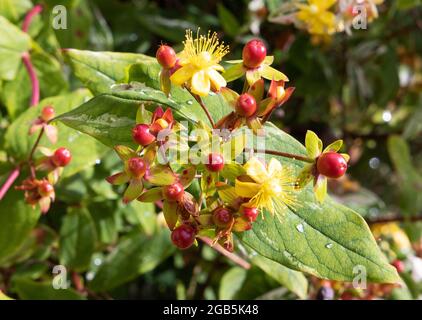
[
  {"x1": 310, "y1": 4, "x2": 319, "y2": 13},
  {"x1": 264, "y1": 178, "x2": 282, "y2": 197}
]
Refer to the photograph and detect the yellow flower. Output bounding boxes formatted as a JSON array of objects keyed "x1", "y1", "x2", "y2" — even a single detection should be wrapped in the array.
[
  {"x1": 170, "y1": 30, "x2": 229, "y2": 96},
  {"x1": 235, "y1": 157, "x2": 296, "y2": 215},
  {"x1": 296, "y1": 0, "x2": 337, "y2": 35}
]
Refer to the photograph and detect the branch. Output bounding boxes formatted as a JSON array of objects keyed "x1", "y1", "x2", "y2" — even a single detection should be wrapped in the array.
[
  {"x1": 366, "y1": 215, "x2": 422, "y2": 225},
  {"x1": 247, "y1": 148, "x2": 314, "y2": 163},
  {"x1": 0, "y1": 167, "x2": 20, "y2": 201},
  {"x1": 22, "y1": 5, "x2": 43, "y2": 107},
  {"x1": 22, "y1": 53, "x2": 40, "y2": 107},
  {"x1": 198, "y1": 236, "x2": 251, "y2": 269},
  {"x1": 22, "y1": 4, "x2": 43, "y2": 33}
]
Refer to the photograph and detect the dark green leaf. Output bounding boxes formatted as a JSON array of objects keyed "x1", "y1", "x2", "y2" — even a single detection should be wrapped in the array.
[{"x1": 59, "y1": 207, "x2": 97, "y2": 272}]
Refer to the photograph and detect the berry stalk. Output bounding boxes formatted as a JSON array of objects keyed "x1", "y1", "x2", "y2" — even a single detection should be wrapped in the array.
[{"x1": 189, "y1": 91, "x2": 215, "y2": 128}]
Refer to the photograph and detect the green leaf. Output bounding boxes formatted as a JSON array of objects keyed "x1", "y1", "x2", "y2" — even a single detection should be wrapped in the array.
[
  {"x1": 0, "y1": 189, "x2": 41, "y2": 266},
  {"x1": 0, "y1": 0, "x2": 32, "y2": 23},
  {"x1": 219, "y1": 267, "x2": 247, "y2": 299},
  {"x1": 0, "y1": 16, "x2": 31, "y2": 81},
  {"x1": 128, "y1": 61, "x2": 233, "y2": 125},
  {"x1": 62, "y1": 49, "x2": 154, "y2": 94},
  {"x1": 88, "y1": 228, "x2": 174, "y2": 291},
  {"x1": 122, "y1": 201, "x2": 157, "y2": 236},
  {"x1": 387, "y1": 135, "x2": 422, "y2": 215},
  {"x1": 4, "y1": 90, "x2": 108, "y2": 178},
  {"x1": 55, "y1": 94, "x2": 137, "y2": 147},
  {"x1": 217, "y1": 4, "x2": 241, "y2": 38},
  {"x1": 59, "y1": 207, "x2": 97, "y2": 272},
  {"x1": 251, "y1": 255, "x2": 308, "y2": 299},
  {"x1": 238, "y1": 123, "x2": 399, "y2": 283},
  {"x1": 53, "y1": 0, "x2": 92, "y2": 49},
  {"x1": 12, "y1": 278, "x2": 84, "y2": 300},
  {"x1": 1, "y1": 47, "x2": 68, "y2": 118}
]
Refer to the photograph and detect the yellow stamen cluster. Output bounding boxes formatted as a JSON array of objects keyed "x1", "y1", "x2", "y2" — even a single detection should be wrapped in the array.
[{"x1": 182, "y1": 29, "x2": 229, "y2": 68}]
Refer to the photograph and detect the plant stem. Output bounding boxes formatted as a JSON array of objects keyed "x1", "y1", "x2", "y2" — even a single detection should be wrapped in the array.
[
  {"x1": 190, "y1": 92, "x2": 215, "y2": 128},
  {"x1": 0, "y1": 167, "x2": 20, "y2": 201},
  {"x1": 22, "y1": 5, "x2": 43, "y2": 107},
  {"x1": 22, "y1": 4, "x2": 43, "y2": 33},
  {"x1": 366, "y1": 215, "x2": 422, "y2": 225},
  {"x1": 247, "y1": 148, "x2": 314, "y2": 163},
  {"x1": 198, "y1": 236, "x2": 251, "y2": 270},
  {"x1": 22, "y1": 52, "x2": 39, "y2": 107},
  {"x1": 28, "y1": 127, "x2": 45, "y2": 178}
]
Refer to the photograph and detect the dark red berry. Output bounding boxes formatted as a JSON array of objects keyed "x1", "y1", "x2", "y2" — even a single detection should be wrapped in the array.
[
  {"x1": 132, "y1": 124, "x2": 156, "y2": 146},
  {"x1": 156, "y1": 45, "x2": 177, "y2": 69},
  {"x1": 52, "y1": 147, "x2": 72, "y2": 167},
  {"x1": 38, "y1": 181, "x2": 54, "y2": 197},
  {"x1": 241, "y1": 206, "x2": 259, "y2": 222},
  {"x1": 236, "y1": 93, "x2": 257, "y2": 117},
  {"x1": 163, "y1": 182, "x2": 185, "y2": 202},
  {"x1": 127, "y1": 157, "x2": 147, "y2": 178},
  {"x1": 392, "y1": 259, "x2": 405, "y2": 273},
  {"x1": 171, "y1": 224, "x2": 196, "y2": 249},
  {"x1": 242, "y1": 39, "x2": 267, "y2": 69},
  {"x1": 41, "y1": 106, "x2": 55, "y2": 122},
  {"x1": 205, "y1": 153, "x2": 224, "y2": 172},
  {"x1": 213, "y1": 207, "x2": 233, "y2": 228},
  {"x1": 316, "y1": 152, "x2": 348, "y2": 179}
]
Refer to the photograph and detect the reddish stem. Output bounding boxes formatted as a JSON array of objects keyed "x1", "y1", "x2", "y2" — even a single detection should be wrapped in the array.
[
  {"x1": 0, "y1": 167, "x2": 20, "y2": 201},
  {"x1": 22, "y1": 52, "x2": 40, "y2": 107},
  {"x1": 22, "y1": 4, "x2": 43, "y2": 33},
  {"x1": 198, "y1": 236, "x2": 251, "y2": 269},
  {"x1": 21, "y1": 5, "x2": 43, "y2": 107}
]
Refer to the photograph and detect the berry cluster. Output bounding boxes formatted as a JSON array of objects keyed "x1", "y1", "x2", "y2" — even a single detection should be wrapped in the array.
[
  {"x1": 106, "y1": 33, "x2": 349, "y2": 251},
  {"x1": 16, "y1": 106, "x2": 72, "y2": 213}
]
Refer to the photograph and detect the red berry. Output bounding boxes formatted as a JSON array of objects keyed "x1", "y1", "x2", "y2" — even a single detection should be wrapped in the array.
[
  {"x1": 156, "y1": 45, "x2": 177, "y2": 69},
  {"x1": 392, "y1": 259, "x2": 405, "y2": 273},
  {"x1": 242, "y1": 39, "x2": 267, "y2": 68},
  {"x1": 41, "y1": 106, "x2": 55, "y2": 122},
  {"x1": 163, "y1": 182, "x2": 185, "y2": 202},
  {"x1": 236, "y1": 93, "x2": 257, "y2": 117},
  {"x1": 316, "y1": 152, "x2": 348, "y2": 179},
  {"x1": 241, "y1": 206, "x2": 259, "y2": 222},
  {"x1": 213, "y1": 207, "x2": 233, "y2": 228},
  {"x1": 127, "y1": 157, "x2": 147, "y2": 178},
  {"x1": 205, "y1": 153, "x2": 224, "y2": 172},
  {"x1": 171, "y1": 224, "x2": 196, "y2": 249},
  {"x1": 132, "y1": 124, "x2": 156, "y2": 146},
  {"x1": 52, "y1": 147, "x2": 72, "y2": 167},
  {"x1": 38, "y1": 181, "x2": 54, "y2": 197}
]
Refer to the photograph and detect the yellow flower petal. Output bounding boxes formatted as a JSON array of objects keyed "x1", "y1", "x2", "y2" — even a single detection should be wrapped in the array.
[
  {"x1": 267, "y1": 158, "x2": 282, "y2": 176},
  {"x1": 190, "y1": 70, "x2": 211, "y2": 96},
  {"x1": 244, "y1": 157, "x2": 268, "y2": 183},
  {"x1": 170, "y1": 64, "x2": 197, "y2": 85},
  {"x1": 235, "y1": 179, "x2": 261, "y2": 198},
  {"x1": 207, "y1": 68, "x2": 226, "y2": 91}
]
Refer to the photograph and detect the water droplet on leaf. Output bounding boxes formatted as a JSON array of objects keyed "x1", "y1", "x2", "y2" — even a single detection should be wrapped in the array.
[{"x1": 296, "y1": 223, "x2": 304, "y2": 233}]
